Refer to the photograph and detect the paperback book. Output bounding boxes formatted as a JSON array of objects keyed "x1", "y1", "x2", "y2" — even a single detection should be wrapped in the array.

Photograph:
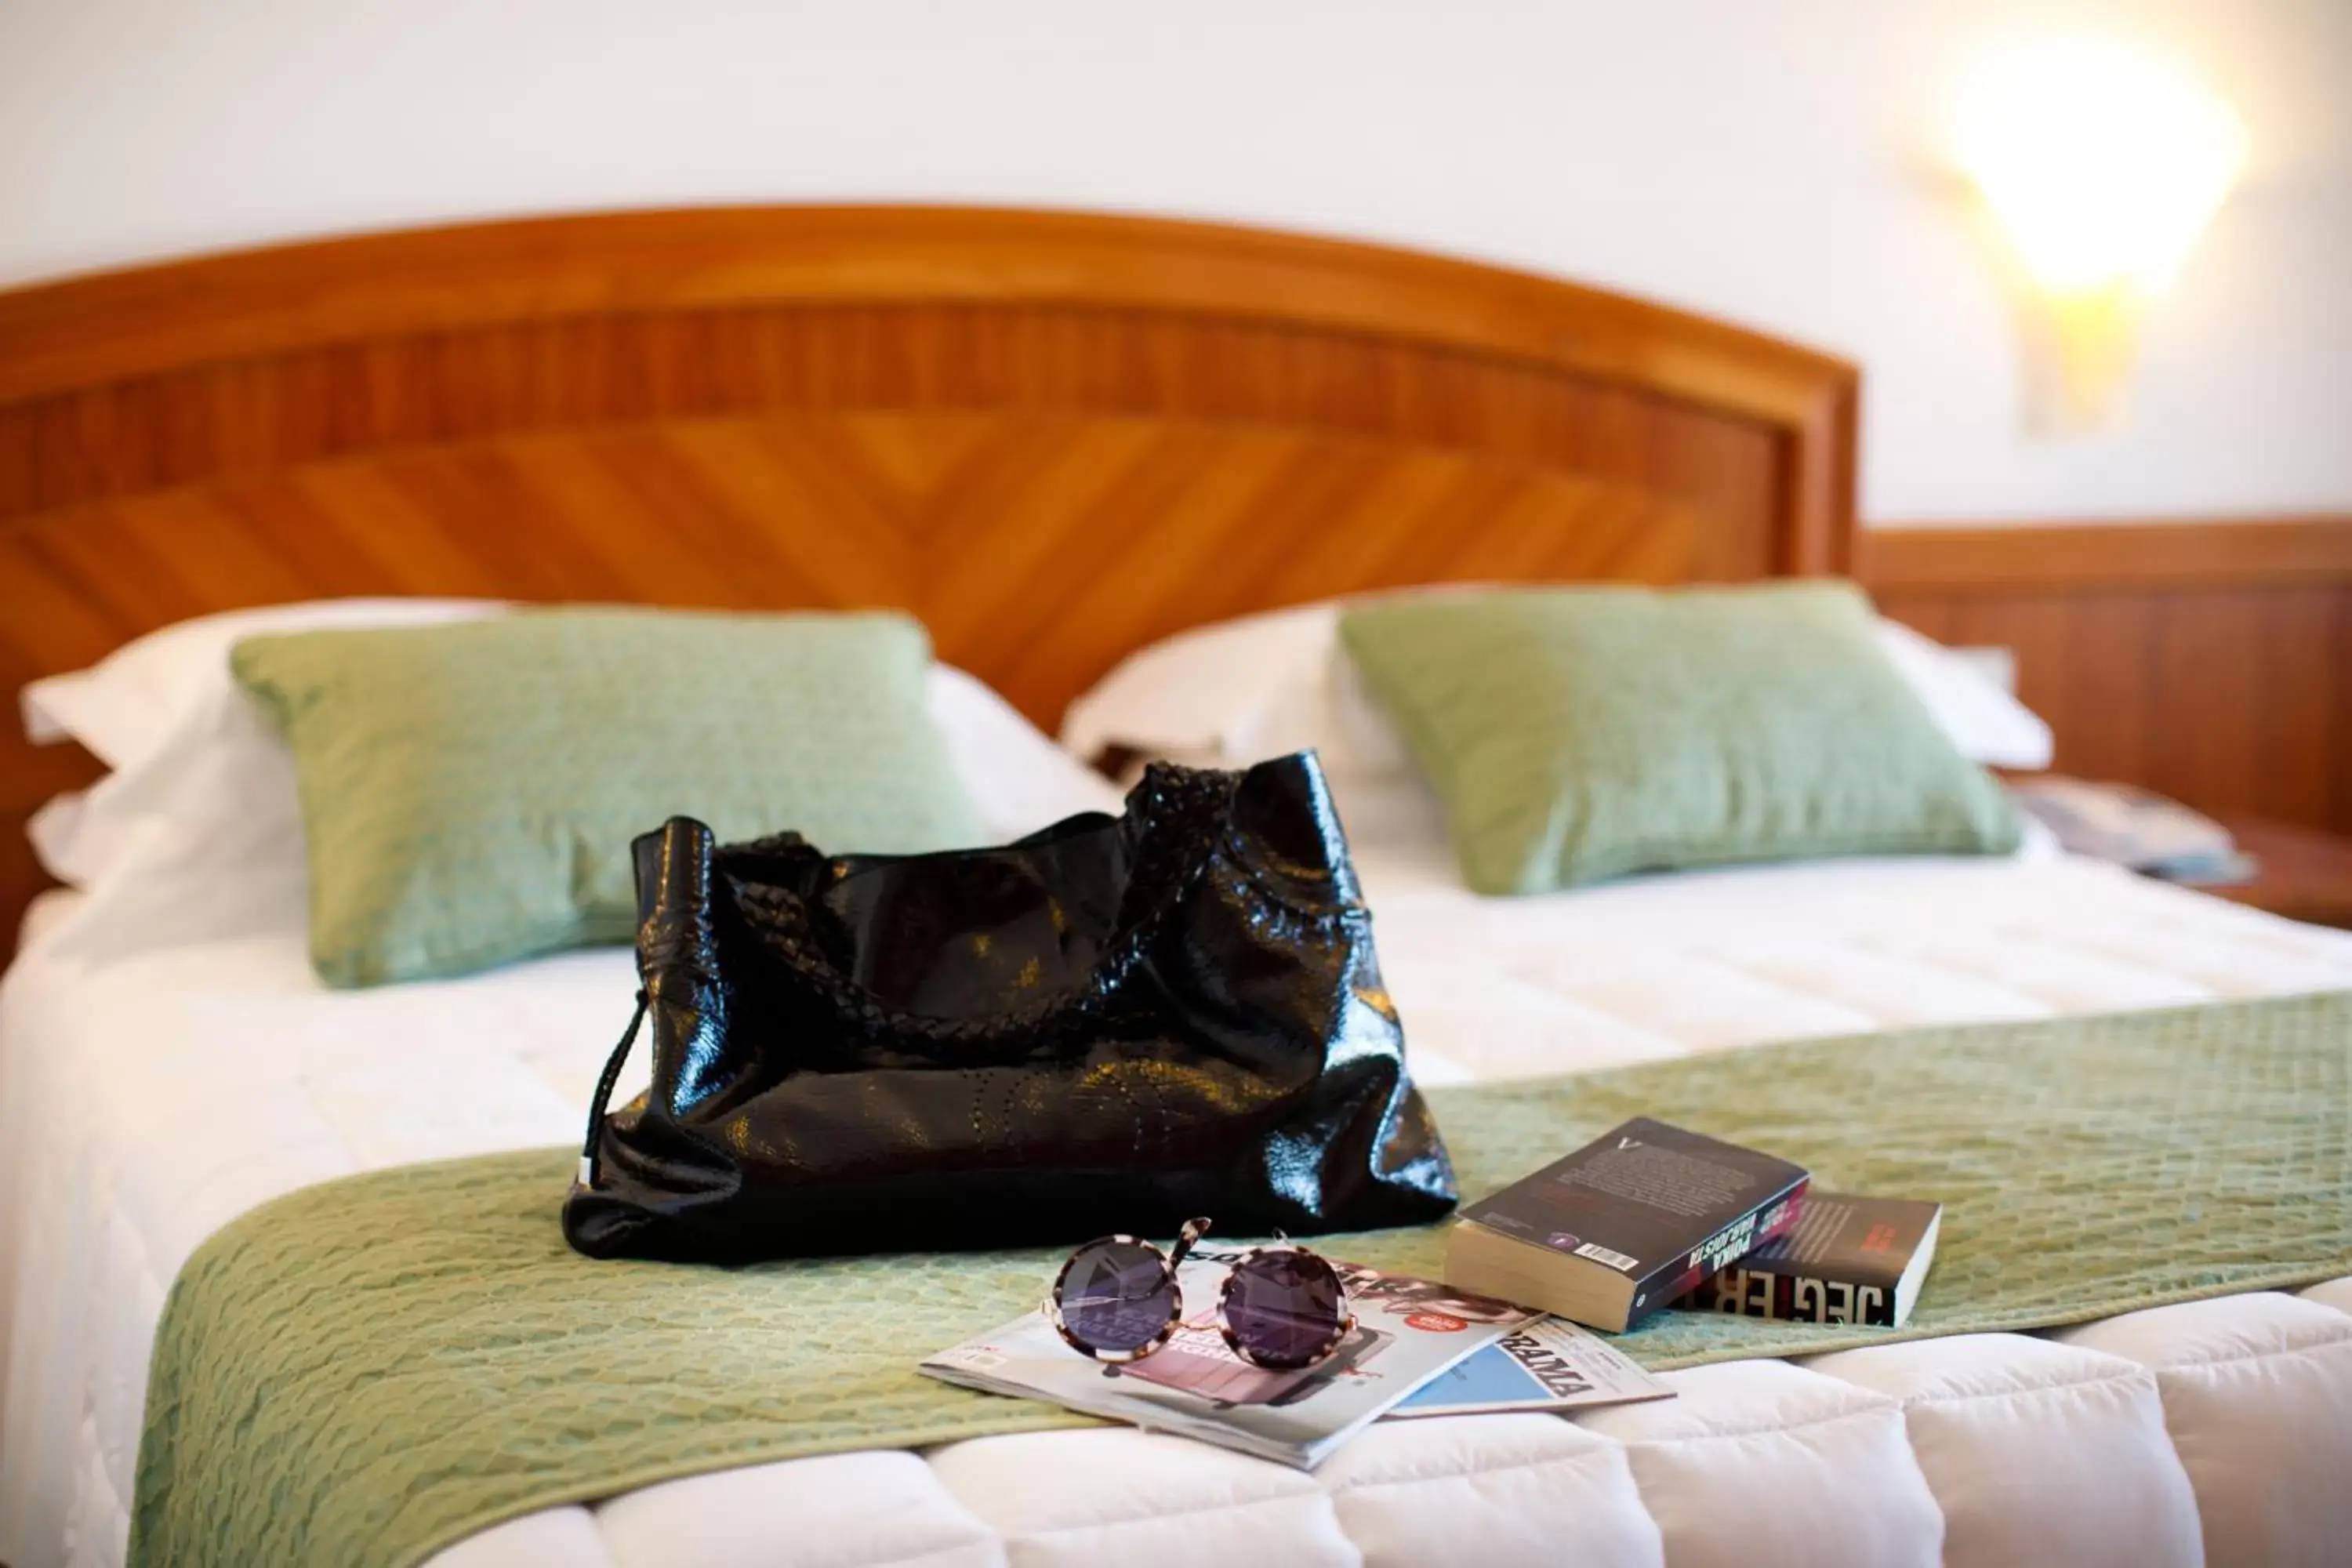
[
  {"x1": 1682, "y1": 1192, "x2": 1943, "y2": 1327},
  {"x1": 921, "y1": 1251, "x2": 1538, "y2": 1469},
  {"x1": 1445, "y1": 1117, "x2": 1809, "y2": 1332}
]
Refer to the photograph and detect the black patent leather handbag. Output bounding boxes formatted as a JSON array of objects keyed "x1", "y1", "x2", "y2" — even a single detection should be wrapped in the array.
[{"x1": 562, "y1": 753, "x2": 1458, "y2": 1261}]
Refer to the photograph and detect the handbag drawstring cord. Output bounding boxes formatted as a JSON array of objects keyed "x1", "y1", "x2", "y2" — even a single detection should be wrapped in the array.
[{"x1": 576, "y1": 989, "x2": 648, "y2": 1189}]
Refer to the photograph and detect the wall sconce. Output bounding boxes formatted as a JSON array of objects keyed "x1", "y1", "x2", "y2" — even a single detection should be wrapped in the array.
[{"x1": 1952, "y1": 39, "x2": 2245, "y2": 436}]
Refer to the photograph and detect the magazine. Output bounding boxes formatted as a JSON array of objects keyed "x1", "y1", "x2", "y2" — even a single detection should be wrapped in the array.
[
  {"x1": 920, "y1": 1249, "x2": 1537, "y2": 1468},
  {"x1": 1386, "y1": 1316, "x2": 1675, "y2": 1418}
]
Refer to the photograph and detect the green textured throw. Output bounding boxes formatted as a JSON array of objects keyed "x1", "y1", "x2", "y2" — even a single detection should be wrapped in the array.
[
  {"x1": 234, "y1": 607, "x2": 980, "y2": 986},
  {"x1": 134, "y1": 993, "x2": 2352, "y2": 1568},
  {"x1": 1338, "y1": 583, "x2": 2021, "y2": 895}
]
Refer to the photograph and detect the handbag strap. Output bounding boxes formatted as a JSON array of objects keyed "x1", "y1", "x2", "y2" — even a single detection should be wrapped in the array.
[
  {"x1": 575, "y1": 989, "x2": 648, "y2": 1189},
  {"x1": 727, "y1": 764, "x2": 1240, "y2": 1054}
]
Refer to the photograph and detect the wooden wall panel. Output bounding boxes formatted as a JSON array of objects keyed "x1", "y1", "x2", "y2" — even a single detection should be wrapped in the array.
[{"x1": 1865, "y1": 517, "x2": 2352, "y2": 837}]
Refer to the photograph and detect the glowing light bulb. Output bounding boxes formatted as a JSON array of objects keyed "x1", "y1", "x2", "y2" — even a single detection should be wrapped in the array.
[
  {"x1": 1953, "y1": 38, "x2": 2245, "y2": 301},
  {"x1": 1950, "y1": 36, "x2": 2245, "y2": 434}
]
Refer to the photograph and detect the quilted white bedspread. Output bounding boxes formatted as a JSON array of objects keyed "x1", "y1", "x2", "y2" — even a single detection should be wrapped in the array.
[{"x1": 5, "y1": 847, "x2": 2352, "y2": 1568}]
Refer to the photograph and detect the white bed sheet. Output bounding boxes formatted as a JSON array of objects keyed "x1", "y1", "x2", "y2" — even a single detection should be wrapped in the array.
[{"x1": 5, "y1": 850, "x2": 2352, "y2": 1568}]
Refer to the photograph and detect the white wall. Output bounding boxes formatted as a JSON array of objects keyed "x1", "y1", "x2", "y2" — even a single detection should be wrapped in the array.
[{"x1": 3, "y1": 0, "x2": 2347, "y2": 524}]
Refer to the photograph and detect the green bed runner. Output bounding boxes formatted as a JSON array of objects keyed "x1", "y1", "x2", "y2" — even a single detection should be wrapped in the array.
[{"x1": 133, "y1": 992, "x2": 2352, "y2": 1568}]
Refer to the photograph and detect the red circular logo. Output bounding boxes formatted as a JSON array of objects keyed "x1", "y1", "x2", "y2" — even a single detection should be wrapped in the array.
[{"x1": 1403, "y1": 1311, "x2": 1469, "y2": 1333}]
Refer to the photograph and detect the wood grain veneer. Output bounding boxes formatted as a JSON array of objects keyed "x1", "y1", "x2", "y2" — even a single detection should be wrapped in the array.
[
  {"x1": 1866, "y1": 514, "x2": 2352, "y2": 592},
  {"x1": 1865, "y1": 517, "x2": 2352, "y2": 840},
  {"x1": 2206, "y1": 814, "x2": 2352, "y2": 930},
  {"x1": 0, "y1": 205, "x2": 1859, "y2": 956}
]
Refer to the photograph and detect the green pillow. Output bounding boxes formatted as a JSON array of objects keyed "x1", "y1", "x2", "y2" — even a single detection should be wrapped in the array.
[
  {"x1": 1337, "y1": 583, "x2": 2020, "y2": 895},
  {"x1": 233, "y1": 607, "x2": 981, "y2": 986}
]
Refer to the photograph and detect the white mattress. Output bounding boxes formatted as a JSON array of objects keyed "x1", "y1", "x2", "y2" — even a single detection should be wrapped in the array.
[{"x1": 5, "y1": 848, "x2": 2352, "y2": 1568}]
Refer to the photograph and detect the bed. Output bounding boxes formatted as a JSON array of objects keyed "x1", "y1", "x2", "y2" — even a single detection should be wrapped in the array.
[{"x1": 2, "y1": 207, "x2": 2349, "y2": 1568}]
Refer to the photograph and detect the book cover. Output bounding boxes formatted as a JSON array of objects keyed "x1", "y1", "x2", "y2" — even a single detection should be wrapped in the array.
[
  {"x1": 1682, "y1": 1191, "x2": 1943, "y2": 1327},
  {"x1": 1448, "y1": 1117, "x2": 1809, "y2": 1332},
  {"x1": 1385, "y1": 1316, "x2": 1674, "y2": 1418}
]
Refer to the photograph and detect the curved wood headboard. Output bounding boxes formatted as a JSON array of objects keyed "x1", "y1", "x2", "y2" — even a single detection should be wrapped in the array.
[{"x1": 0, "y1": 205, "x2": 1857, "y2": 950}]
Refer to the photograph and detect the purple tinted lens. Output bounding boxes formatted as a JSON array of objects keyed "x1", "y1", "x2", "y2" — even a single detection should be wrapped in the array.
[
  {"x1": 1224, "y1": 1249, "x2": 1348, "y2": 1369},
  {"x1": 1056, "y1": 1240, "x2": 1178, "y2": 1355}
]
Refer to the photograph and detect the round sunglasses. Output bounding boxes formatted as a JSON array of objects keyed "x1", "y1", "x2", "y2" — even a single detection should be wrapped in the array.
[{"x1": 1047, "y1": 1217, "x2": 1356, "y2": 1371}]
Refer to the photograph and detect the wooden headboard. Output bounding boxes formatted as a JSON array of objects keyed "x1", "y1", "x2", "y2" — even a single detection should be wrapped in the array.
[{"x1": 0, "y1": 205, "x2": 1857, "y2": 951}]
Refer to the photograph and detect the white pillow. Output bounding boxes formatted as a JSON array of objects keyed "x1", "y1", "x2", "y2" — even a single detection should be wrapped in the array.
[
  {"x1": 1062, "y1": 596, "x2": 2056, "y2": 779},
  {"x1": 24, "y1": 598, "x2": 507, "y2": 888},
  {"x1": 22, "y1": 600, "x2": 1121, "y2": 960},
  {"x1": 923, "y1": 664, "x2": 1126, "y2": 838},
  {"x1": 1867, "y1": 617, "x2": 2054, "y2": 769},
  {"x1": 22, "y1": 597, "x2": 500, "y2": 774}
]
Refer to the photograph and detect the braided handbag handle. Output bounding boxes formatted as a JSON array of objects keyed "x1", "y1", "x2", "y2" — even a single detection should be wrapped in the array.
[{"x1": 719, "y1": 764, "x2": 1236, "y2": 1051}]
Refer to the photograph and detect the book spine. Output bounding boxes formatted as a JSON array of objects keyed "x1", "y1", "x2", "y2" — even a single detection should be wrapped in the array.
[
  {"x1": 1696, "y1": 1267, "x2": 1899, "y2": 1327},
  {"x1": 1631, "y1": 1181, "x2": 1807, "y2": 1327}
]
